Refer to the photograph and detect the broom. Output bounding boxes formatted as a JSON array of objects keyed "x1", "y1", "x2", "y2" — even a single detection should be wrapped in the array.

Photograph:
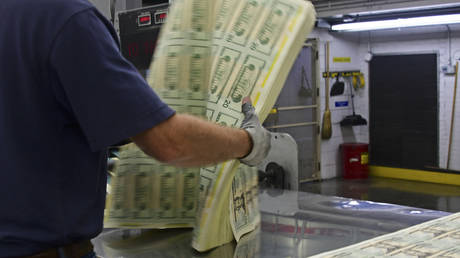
[
  {"x1": 321, "y1": 41, "x2": 332, "y2": 139},
  {"x1": 447, "y1": 61, "x2": 459, "y2": 169}
]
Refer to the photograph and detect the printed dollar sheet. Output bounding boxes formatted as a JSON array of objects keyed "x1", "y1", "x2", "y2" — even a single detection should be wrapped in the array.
[
  {"x1": 104, "y1": 0, "x2": 214, "y2": 229},
  {"x1": 105, "y1": 145, "x2": 200, "y2": 228},
  {"x1": 105, "y1": 0, "x2": 316, "y2": 252},
  {"x1": 311, "y1": 212, "x2": 460, "y2": 257},
  {"x1": 229, "y1": 165, "x2": 260, "y2": 242},
  {"x1": 191, "y1": 0, "x2": 316, "y2": 251}
]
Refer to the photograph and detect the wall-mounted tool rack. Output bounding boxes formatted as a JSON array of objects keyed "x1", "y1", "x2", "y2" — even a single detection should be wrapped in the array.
[{"x1": 322, "y1": 70, "x2": 361, "y2": 78}]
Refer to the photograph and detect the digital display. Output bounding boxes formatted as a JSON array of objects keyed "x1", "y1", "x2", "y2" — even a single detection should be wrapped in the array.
[
  {"x1": 154, "y1": 11, "x2": 167, "y2": 24},
  {"x1": 120, "y1": 29, "x2": 161, "y2": 70},
  {"x1": 139, "y1": 16, "x2": 150, "y2": 23},
  {"x1": 138, "y1": 13, "x2": 152, "y2": 27}
]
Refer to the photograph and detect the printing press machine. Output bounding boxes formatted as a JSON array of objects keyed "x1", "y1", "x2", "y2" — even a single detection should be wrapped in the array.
[
  {"x1": 94, "y1": 4, "x2": 450, "y2": 257},
  {"x1": 93, "y1": 189, "x2": 449, "y2": 257},
  {"x1": 99, "y1": 133, "x2": 449, "y2": 257}
]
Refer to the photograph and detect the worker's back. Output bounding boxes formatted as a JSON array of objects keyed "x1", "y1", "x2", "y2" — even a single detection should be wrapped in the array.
[
  {"x1": 0, "y1": 0, "x2": 175, "y2": 254},
  {"x1": 0, "y1": 0, "x2": 110, "y2": 256}
]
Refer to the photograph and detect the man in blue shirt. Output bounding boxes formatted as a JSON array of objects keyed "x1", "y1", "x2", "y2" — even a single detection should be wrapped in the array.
[{"x1": 0, "y1": 0, "x2": 271, "y2": 257}]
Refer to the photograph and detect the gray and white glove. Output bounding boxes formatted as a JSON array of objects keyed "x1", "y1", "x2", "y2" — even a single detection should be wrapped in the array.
[{"x1": 239, "y1": 98, "x2": 271, "y2": 166}]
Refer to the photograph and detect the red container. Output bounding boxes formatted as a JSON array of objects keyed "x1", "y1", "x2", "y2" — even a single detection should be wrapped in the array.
[{"x1": 340, "y1": 143, "x2": 369, "y2": 179}]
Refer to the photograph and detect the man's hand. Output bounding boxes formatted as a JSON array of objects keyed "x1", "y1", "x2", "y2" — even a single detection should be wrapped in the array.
[{"x1": 239, "y1": 97, "x2": 271, "y2": 166}]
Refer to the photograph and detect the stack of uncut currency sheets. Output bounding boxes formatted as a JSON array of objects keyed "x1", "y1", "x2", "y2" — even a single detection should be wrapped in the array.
[
  {"x1": 311, "y1": 212, "x2": 460, "y2": 257},
  {"x1": 105, "y1": 0, "x2": 316, "y2": 251}
]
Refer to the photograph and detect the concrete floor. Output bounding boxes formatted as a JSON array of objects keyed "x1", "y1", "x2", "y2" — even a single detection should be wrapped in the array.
[{"x1": 300, "y1": 177, "x2": 460, "y2": 213}]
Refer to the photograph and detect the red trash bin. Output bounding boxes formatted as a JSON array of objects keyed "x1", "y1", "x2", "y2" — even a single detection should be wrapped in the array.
[{"x1": 340, "y1": 143, "x2": 369, "y2": 179}]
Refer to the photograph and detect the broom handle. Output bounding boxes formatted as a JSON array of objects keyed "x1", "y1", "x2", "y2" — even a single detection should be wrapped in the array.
[
  {"x1": 447, "y1": 61, "x2": 458, "y2": 169},
  {"x1": 325, "y1": 42, "x2": 330, "y2": 108},
  {"x1": 349, "y1": 78, "x2": 356, "y2": 115}
]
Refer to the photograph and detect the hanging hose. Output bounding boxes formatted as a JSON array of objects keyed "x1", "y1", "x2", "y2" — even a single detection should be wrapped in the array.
[{"x1": 110, "y1": 0, "x2": 118, "y2": 24}]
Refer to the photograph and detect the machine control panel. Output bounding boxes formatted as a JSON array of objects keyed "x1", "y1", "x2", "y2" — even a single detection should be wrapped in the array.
[{"x1": 117, "y1": 3, "x2": 169, "y2": 71}]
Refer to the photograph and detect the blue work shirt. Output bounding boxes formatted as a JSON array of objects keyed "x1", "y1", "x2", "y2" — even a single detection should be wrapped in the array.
[{"x1": 0, "y1": 0, "x2": 175, "y2": 256}]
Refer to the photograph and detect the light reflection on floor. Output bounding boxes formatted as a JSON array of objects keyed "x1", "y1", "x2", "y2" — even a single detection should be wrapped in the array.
[{"x1": 300, "y1": 177, "x2": 460, "y2": 213}]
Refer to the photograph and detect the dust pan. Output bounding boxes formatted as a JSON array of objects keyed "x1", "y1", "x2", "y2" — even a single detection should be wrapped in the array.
[
  {"x1": 340, "y1": 78, "x2": 367, "y2": 126},
  {"x1": 330, "y1": 75, "x2": 344, "y2": 96},
  {"x1": 340, "y1": 114, "x2": 367, "y2": 126}
]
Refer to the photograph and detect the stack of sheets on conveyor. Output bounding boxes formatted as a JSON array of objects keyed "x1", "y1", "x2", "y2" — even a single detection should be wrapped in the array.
[
  {"x1": 105, "y1": 0, "x2": 316, "y2": 251},
  {"x1": 311, "y1": 212, "x2": 460, "y2": 257}
]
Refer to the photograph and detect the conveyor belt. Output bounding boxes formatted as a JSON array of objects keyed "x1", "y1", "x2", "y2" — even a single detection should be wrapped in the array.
[{"x1": 93, "y1": 189, "x2": 449, "y2": 257}]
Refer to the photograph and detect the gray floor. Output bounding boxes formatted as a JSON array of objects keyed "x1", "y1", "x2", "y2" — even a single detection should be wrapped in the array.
[{"x1": 300, "y1": 177, "x2": 460, "y2": 213}]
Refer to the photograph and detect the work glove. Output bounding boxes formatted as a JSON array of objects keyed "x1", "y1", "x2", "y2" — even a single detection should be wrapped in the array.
[{"x1": 239, "y1": 97, "x2": 271, "y2": 166}]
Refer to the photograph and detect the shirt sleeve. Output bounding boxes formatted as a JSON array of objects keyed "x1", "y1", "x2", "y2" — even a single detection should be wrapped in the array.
[{"x1": 49, "y1": 8, "x2": 175, "y2": 151}]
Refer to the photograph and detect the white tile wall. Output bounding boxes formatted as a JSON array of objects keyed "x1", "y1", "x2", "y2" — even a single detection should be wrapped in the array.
[
  {"x1": 311, "y1": 25, "x2": 460, "y2": 179},
  {"x1": 309, "y1": 28, "x2": 369, "y2": 179}
]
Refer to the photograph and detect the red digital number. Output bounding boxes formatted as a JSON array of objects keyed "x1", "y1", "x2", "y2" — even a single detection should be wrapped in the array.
[
  {"x1": 128, "y1": 43, "x2": 139, "y2": 57},
  {"x1": 140, "y1": 16, "x2": 150, "y2": 23}
]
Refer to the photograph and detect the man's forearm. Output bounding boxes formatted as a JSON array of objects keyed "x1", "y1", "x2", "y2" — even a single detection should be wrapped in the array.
[{"x1": 132, "y1": 114, "x2": 252, "y2": 167}]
